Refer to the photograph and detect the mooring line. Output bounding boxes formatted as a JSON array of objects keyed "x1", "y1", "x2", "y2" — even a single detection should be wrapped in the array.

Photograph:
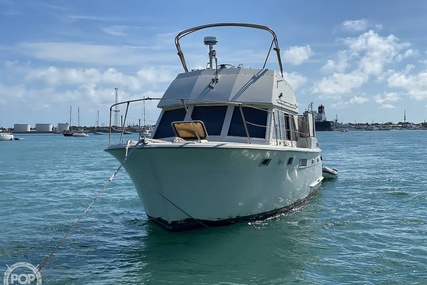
[
  {"x1": 125, "y1": 160, "x2": 209, "y2": 229},
  {"x1": 38, "y1": 139, "x2": 144, "y2": 273}
]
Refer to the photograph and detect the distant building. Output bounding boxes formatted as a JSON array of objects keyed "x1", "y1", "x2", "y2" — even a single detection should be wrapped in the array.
[
  {"x1": 35, "y1": 123, "x2": 52, "y2": 132},
  {"x1": 14, "y1": 124, "x2": 31, "y2": 132},
  {"x1": 57, "y1": 123, "x2": 69, "y2": 133}
]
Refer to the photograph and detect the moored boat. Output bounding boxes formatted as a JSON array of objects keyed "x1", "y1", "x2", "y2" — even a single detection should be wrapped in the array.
[
  {"x1": 105, "y1": 23, "x2": 323, "y2": 231},
  {"x1": 0, "y1": 132, "x2": 14, "y2": 141},
  {"x1": 322, "y1": 166, "x2": 338, "y2": 179},
  {"x1": 63, "y1": 131, "x2": 74, "y2": 137},
  {"x1": 73, "y1": 106, "x2": 89, "y2": 137},
  {"x1": 73, "y1": 131, "x2": 89, "y2": 137}
]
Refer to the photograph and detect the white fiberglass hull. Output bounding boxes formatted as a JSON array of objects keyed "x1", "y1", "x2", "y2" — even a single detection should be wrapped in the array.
[
  {"x1": 0, "y1": 133, "x2": 14, "y2": 141},
  {"x1": 106, "y1": 141, "x2": 323, "y2": 230}
]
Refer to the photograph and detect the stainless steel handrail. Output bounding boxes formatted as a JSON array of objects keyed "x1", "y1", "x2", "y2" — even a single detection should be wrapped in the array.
[{"x1": 175, "y1": 23, "x2": 284, "y2": 77}]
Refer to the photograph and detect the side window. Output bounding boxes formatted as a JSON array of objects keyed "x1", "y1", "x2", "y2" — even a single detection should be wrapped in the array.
[
  {"x1": 279, "y1": 111, "x2": 285, "y2": 140},
  {"x1": 152, "y1": 108, "x2": 186, "y2": 138},
  {"x1": 291, "y1": 115, "x2": 298, "y2": 140},
  {"x1": 284, "y1": 113, "x2": 291, "y2": 140},
  {"x1": 228, "y1": 107, "x2": 267, "y2": 138},
  {"x1": 191, "y1": 106, "x2": 227, "y2": 135}
]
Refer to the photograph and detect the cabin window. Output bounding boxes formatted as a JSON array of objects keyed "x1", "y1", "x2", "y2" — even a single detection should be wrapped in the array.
[
  {"x1": 153, "y1": 108, "x2": 186, "y2": 138},
  {"x1": 291, "y1": 115, "x2": 298, "y2": 141},
  {"x1": 228, "y1": 107, "x2": 267, "y2": 138},
  {"x1": 284, "y1": 113, "x2": 291, "y2": 140},
  {"x1": 299, "y1": 159, "x2": 307, "y2": 167},
  {"x1": 298, "y1": 115, "x2": 309, "y2": 138},
  {"x1": 191, "y1": 106, "x2": 227, "y2": 135},
  {"x1": 278, "y1": 111, "x2": 285, "y2": 140},
  {"x1": 271, "y1": 111, "x2": 277, "y2": 142}
]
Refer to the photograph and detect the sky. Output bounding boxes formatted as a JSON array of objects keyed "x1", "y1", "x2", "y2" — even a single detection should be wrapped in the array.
[{"x1": 1, "y1": 0, "x2": 427, "y2": 128}]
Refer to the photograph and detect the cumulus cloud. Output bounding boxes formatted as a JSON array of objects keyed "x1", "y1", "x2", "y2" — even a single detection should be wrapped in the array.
[
  {"x1": 21, "y1": 65, "x2": 175, "y2": 91},
  {"x1": 321, "y1": 56, "x2": 348, "y2": 73},
  {"x1": 283, "y1": 72, "x2": 307, "y2": 90},
  {"x1": 312, "y1": 72, "x2": 368, "y2": 95},
  {"x1": 340, "y1": 19, "x2": 369, "y2": 33},
  {"x1": 0, "y1": 61, "x2": 175, "y2": 125},
  {"x1": 329, "y1": 95, "x2": 369, "y2": 111},
  {"x1": 283, "y1": 45, "x2": 313, "y2": 65},
  {"x1": 387, "y1": 70, "x2": 427, "y2": 100},
  {"x1": 313, "y1": 29, "x2": 417, "y2": 100},
  {"x1": 343, "y1": 30, "x2": 412, "y2": 76},
  {"x1": 374, "y1": 92, "x2": 401, "y2": 108}
]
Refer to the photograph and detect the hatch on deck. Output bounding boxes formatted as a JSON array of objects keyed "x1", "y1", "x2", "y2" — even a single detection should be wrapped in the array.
[{"x1": 172, "y1": 121, "x2": 208, "y2": 140}]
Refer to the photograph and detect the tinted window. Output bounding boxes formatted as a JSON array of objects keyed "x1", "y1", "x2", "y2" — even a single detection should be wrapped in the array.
[
  {"x1": 153, "y1": 108, "x2": 186, "y2": 138},
  {"x1": 228, "y1": 107, "x2": 267, "y2": 138},
  {"x1": 191, "y1": 106, "x2": 227, "y2": 135}
]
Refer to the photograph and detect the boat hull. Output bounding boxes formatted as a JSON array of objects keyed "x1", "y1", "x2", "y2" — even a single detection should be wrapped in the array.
[
  {"x1": 0, "y1": 134, "x2": 14, "y2": 141},
  {"x1": 322, "y1": 166, "x2": 338, "y2": 179},
  {"x1": 106, "y1": 142, "x2": 323, "y2": 230}
]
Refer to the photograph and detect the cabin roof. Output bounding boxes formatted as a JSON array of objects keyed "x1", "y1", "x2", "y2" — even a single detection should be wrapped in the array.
[{"x1": 158, "y1": 67, "x2": 297, "y2": 109}]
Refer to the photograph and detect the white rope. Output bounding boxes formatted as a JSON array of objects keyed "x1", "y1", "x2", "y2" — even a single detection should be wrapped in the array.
[{"x1": 38, "y1": 139, "x2": 144, "y2": 273}]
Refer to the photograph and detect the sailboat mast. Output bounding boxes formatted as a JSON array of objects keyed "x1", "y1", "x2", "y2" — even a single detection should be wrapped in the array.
[
  {"x1": 69, "y1": 106, "x2": 72, "y2": 129},
  {"x1": 143, "y1": 96, "x2": 146, "y2": 126},
  {"x1": 114, "y1": 88, "x2": 119, "y2": 127}
]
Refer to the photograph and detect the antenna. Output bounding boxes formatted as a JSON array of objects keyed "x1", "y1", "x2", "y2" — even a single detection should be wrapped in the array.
[
  {"x1": 204, "y1": 36, "x2": 218, "y2": 69},
  {"x1": 113, "y1": 88, "x2": 120, "y2": 127}
]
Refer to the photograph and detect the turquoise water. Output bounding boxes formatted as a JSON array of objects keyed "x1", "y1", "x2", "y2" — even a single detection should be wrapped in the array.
[{"x1": 1, "y1": 131, "x2": 426, "y2": 284}]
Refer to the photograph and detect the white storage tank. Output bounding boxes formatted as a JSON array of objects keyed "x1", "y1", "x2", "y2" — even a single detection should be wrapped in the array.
[
  {"x1": 57, "y1": 123, "x2": 69, "y2": 133},
  {"x1": 35, "y1": 123, "x2": 52, "y2": 132},
  {"x1": 14, "y1": 124, "x2": 31, "y2": 132}
]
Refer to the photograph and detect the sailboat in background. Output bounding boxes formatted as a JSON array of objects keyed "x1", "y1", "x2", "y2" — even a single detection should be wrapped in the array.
[
  {"x1": 63, "y1": 106, "x2": 74, "y2": 136},
  {"x1": 94, "y1": 110, "x2": 105, "y2": 135},
  {"x1": 140, "y1": 97, "x2": 152, "y2": 137},
  {"x1": 73, "y1": 106, "x2": 89, "y2": 137}
]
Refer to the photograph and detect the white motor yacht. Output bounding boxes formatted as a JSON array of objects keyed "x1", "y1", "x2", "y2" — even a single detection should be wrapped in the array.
[{"x1": 105, "y1": 23, "x2": 323, "y2": 231}]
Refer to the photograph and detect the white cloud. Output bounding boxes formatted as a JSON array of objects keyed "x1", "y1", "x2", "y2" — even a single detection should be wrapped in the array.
[
  {"x1": 340, "y1": 19, "x2": 369, "y2": 32},
  {"x1": 314, "y1": 29, "x2": 417, "y2": 101},
  {"x1": 349, "y1": 96, "x2": 369, "y2": 104},
  {"x1": 15, "y1": 42, "x2": 176, "y2": 66},
  {"x1": 344, "y1": 30, "x2": 411, "y2": 76},
  {"x1": 283, "y1": 45, "x2": 313, "y2": 65},
  {"x1": 321, "y1": 56, "x2": 348, "y2": 74},
  {"x1": 329, "y1": 95, "x2": 369, "y2": 111},
  {"x1": 0, "y1": 61, "x2": 175, "y2": 125},
  {"x1": 21, "y1": 65, "x2": 175, "y2": 92},
  {"x1": 102, "y1": 25, "x2": 127, "y2": 36},
  {"x1": 374, "y1": 92, "x2": 401, "y2": 108},
  {"x1": 387, "y1": 70, "x2": 427, "y2": 100},
  {"x1": 312, "y1": 72, "x2": 368, "y2": 95},
  {"x1": 283, "y1": 72, "x2": 307, "y2": 90}
]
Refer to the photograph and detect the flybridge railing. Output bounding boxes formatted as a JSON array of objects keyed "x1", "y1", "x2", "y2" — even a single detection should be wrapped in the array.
[
  {"x1": 175, "y1": 23, "x2": 284, "y2": 77},
  {"x1": 108, "y1": 97, "x2": 161, "y2": 145}
]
